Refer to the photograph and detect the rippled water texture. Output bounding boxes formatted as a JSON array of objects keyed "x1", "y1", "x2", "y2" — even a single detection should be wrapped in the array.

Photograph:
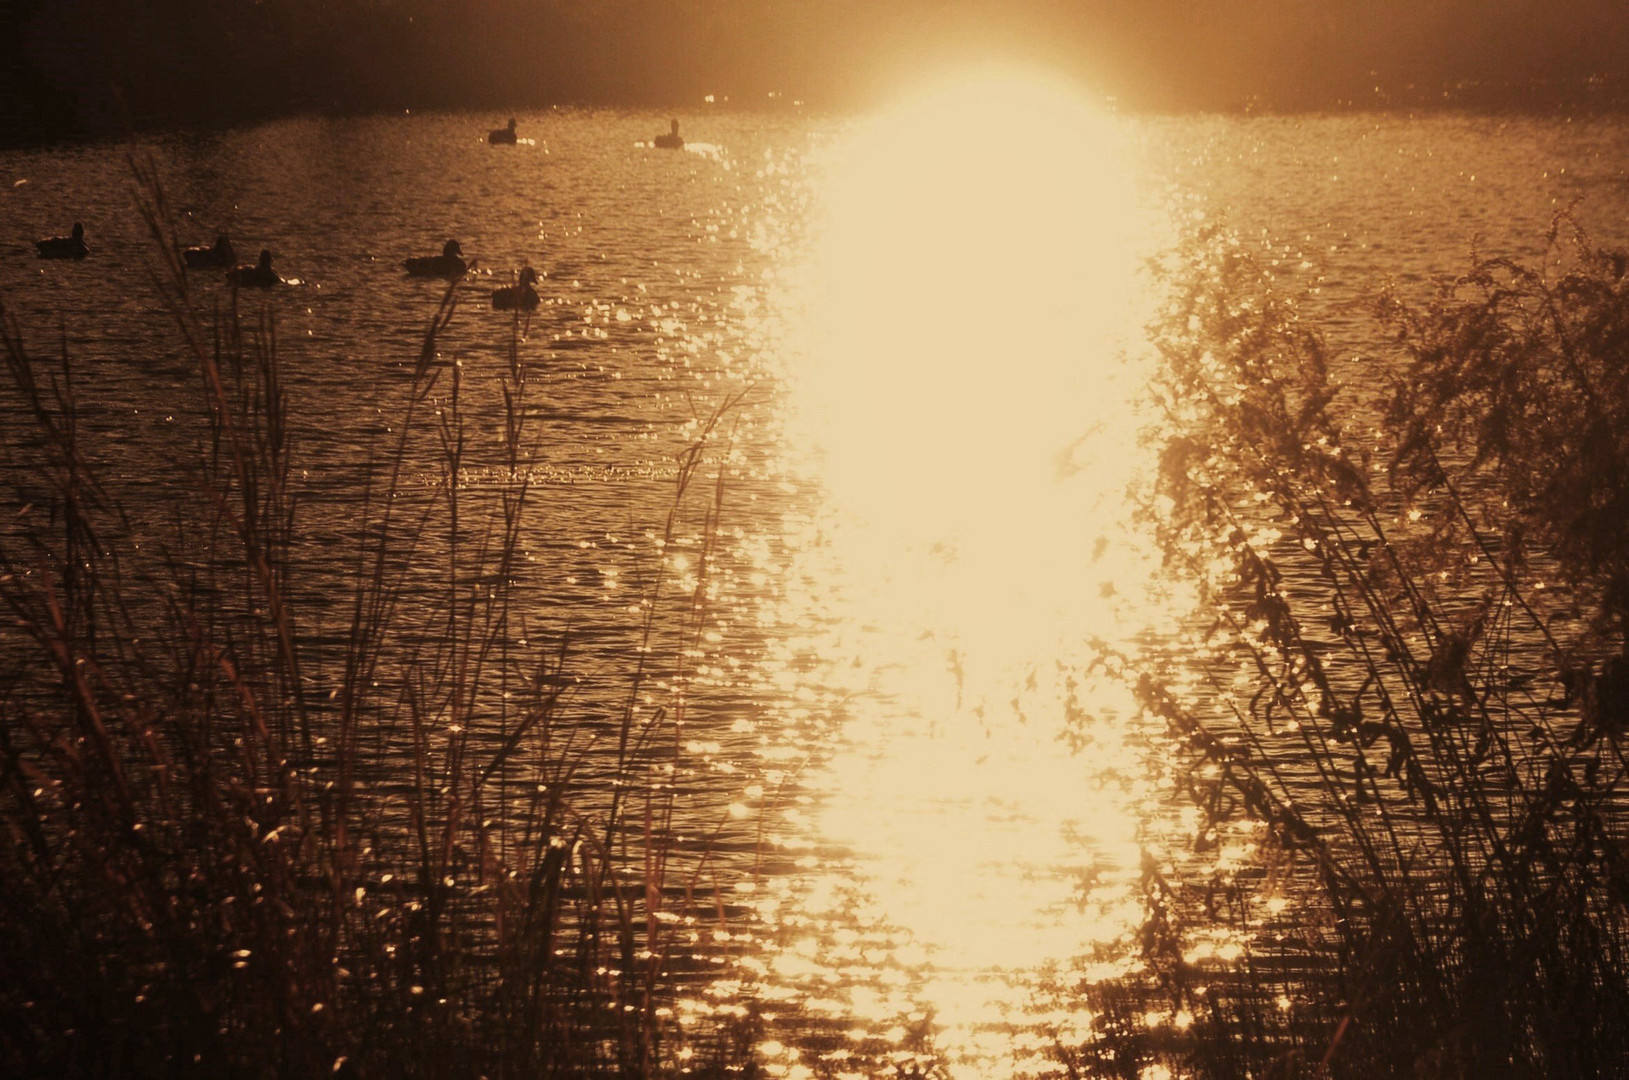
[{"x1": 6, "y1": 97, "x2": 1629, "y2": 1077}]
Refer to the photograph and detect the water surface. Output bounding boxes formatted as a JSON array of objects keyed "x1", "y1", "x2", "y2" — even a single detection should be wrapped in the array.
[{"x1": 6, "y1": 99, "x2": 1629, "y2": 1078}]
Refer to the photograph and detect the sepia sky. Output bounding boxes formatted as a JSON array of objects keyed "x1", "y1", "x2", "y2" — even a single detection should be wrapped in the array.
[{"x1": 4, "y1": 0, "x2": 1629, "y2": 138}]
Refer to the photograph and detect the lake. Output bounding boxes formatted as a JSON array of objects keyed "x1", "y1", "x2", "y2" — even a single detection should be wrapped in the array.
[{"x1": 5, "y1": 90, "x2": 1629, "y2": 1078}]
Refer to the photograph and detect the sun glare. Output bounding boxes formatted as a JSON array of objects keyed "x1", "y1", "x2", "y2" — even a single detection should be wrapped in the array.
[
  {"x1": 767, "y1": 70, "x2": 1170, "y2": 1076},
  {"x1": 791, "y1": 68, "x2": 1158, "y2": 667}
]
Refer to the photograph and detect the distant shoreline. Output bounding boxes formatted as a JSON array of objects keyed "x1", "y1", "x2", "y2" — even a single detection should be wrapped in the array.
[
  {"x1": 6, "y1": 79, "x2": 1629, "y2": 153},
  {"x1": 8, "y1": 0, "x2": 1629, "y2": 149}
]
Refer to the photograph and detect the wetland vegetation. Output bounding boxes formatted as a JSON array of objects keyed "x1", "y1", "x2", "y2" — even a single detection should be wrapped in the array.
[
  {"x1": 1063, "y1": 221, "x2": 1629, "y2": 1078},
  {"x1": 6, "y1": 159, "x2": 1629, "y2": 1079},
  {"x1": 0, "y1": 186, "x2": 759, "y2": 1076}
]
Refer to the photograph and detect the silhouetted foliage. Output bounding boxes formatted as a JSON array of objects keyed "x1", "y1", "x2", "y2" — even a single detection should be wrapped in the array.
[
  {"x1": 0, "y1": 170, "x2": 754, "y2": 1077},
  {"x1": 1381, "y1": 230, "x2": 1629, "y2": 653},
  {"x1": 1074, "y1": 224, "x2": 1629, "y2": 1077}
]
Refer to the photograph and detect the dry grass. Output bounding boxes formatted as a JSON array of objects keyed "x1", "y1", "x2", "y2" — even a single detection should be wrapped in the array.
[
  {"x1": 0, "y1": 167, "x2": 757, "y2": 1078},
  {"x1": 1062, "y1": 223, "x2": 1629, "y2": 1078}
]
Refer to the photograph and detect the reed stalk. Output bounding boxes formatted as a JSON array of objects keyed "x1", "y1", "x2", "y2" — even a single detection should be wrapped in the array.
[
  {"x1": 1072, "y1": 223, "x2": 1629, "y2": 1078},
  {"x1": 0, "y1": 166, "x2": 750, "y2": 1078}
]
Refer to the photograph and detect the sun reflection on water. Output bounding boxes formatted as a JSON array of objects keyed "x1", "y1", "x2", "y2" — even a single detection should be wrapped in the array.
[{"x1": 753, "y1": 71, "x2": 1177, "y2": 1076}]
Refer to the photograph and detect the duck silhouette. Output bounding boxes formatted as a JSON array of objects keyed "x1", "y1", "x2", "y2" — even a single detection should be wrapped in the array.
[
  {"x1": 653, "y1": 118, "x2": 684, "y2": 150},
  {"x1": 404, "y1": 239, "x2": 467, "y2": 279},
  {"x1": 491, "y1": 266, "x2": 540, "y2": 311},
  {"x1": 36, "y1": 222, "x2": 89, "y2": 259},
  {"x1": 227, "y1": 249, "x2": 283, "y2": 288},
  {"x1": 183, "y1": 234, "x2": 235, "y2": 269},
  {"x1": 488, "y1": 117, "x2": 518, "y2": 145}
]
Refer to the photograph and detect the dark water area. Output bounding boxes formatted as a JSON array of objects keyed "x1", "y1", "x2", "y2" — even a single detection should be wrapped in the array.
[
  {"x1": 1, "y1": 108, "x2": 809, "y2": 622},
  {"x1": 0, "y1": 108, "x2": 820, "y2": 927},
  {"x1": 7, "y1": 102, "x2": 1629, "y2": 1076}
]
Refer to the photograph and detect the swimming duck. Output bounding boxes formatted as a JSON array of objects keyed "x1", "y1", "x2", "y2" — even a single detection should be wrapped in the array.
[
  {"x1": 227, "y1": 249, "x2": 283, "y2": 288},
  {"x1": 653, "y1": 118, "x2": 684, "y2": 150},
  {"x1": 489, "y1": 117, "x2": 518, "y2": 145},
  {"x1": 183, "y1": 234, "x2": 235, "y2": 269},
  {"x1": 404, "y1": 239, "x2": 467, "y2": 279},
  {"x1": 36, "y1": 222, "x2": 89, "y2": 259},
  {"x1": 491, "y1": 266, "x2": 540, "y2": 311}
]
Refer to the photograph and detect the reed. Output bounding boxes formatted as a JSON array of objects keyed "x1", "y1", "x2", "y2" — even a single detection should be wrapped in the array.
[
  {"x1": 0, "y1": 169, "x2": 751, "y2": 1078},
  {"x1": 1068, "y1": 223, "x2": 1629, "y2": 1077}
]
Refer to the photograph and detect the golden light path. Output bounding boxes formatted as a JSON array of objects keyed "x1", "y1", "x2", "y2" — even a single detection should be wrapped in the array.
[{"x1": 750, "y1": 71, "x2": 1179, "y2": 1078}]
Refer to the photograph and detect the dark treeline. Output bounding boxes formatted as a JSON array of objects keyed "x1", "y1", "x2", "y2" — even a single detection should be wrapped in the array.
[
  {"x1": 5, "y1": 0, "x2": 1629, "y2": 143},
  {"x1": 8, "y1": 0, "x2": 854, "y2": 141}
]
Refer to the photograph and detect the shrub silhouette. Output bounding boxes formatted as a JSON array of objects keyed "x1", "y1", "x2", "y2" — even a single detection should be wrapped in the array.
[{"x1": 1082, "y1": 223, "x2": 1629, "y2": 1078}]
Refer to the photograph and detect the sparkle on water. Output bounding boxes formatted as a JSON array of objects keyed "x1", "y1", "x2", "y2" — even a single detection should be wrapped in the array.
[
  {"x1": 754, "y1": 71, "x2": 1177, "y2": 1078},
  {"x1": 12, "y1": 81, "x2": 1629, "y2": 1080}
]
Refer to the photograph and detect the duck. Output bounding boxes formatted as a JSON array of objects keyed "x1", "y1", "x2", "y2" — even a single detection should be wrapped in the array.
[
  {"x1": 653, "y1": 118, "x2": 684, "y2": 150},
  {"x1": 404, "y1": 239, "x2": 467, "y2": 279},
  {"x1": 491, "y1": 266, "x2": 540, "y2": 311},
  {"x1": 183, "y1": 234, "x2": 235, "y2": 269},
  {"x1": 488, "y1": 117, "x2": 518, "y2": 145},
  {"x1": 36, "y1": 222, "x2": 89, "y2": 259},
  {"x1": 227, "y1": 249, "x2": 283, "y2": 288}
]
